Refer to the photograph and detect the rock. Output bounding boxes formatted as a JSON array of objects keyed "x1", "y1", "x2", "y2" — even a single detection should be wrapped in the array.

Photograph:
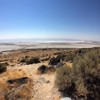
[
  {"x1": 19, "y1": 69, "x2": 22, "y2": 71},
  {"x1": 38, "y1": 77, "x2": 46, "y2": 83},
  {"x1": 7, "y1": 77, "x2": 29, "y2": 85},
  {"x1": 38, "y1": 77, "x2": 50, "y2": 83},
  {"x1": 49, "y1": 57, "x2": 60, "y2": 65},
  {"x1": 45, "y1": 80, "x2": 50, "y2": 83},
  {"x1": 61, "y1": 97, "x2": 71, "y2": 100},
  {"x1": 38, "y1": 65, "x2": 48, "y2": 74}
]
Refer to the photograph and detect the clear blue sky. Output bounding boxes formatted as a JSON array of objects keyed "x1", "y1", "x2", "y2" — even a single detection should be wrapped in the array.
[{"x1": 0, "y1": 0, "x2": 100, "y2": 41}]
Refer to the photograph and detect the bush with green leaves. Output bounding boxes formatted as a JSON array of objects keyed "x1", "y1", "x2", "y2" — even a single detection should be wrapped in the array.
[{"x1": 55, "y1": 48, "x2": 100, "y2": 100}]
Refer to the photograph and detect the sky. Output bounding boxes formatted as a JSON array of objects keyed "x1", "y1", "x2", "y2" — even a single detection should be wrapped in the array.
[{"x1": 0, "y1": 0, "x2": 100, "y2": 41}]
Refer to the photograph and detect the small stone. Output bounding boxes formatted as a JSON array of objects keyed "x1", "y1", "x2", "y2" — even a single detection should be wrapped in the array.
[
  {"x1": 61, "y1": 97, "x2": 71, "y2": 100},
  {"x1": 45, "y1": 80, "x2": 50, "y2": 83}
]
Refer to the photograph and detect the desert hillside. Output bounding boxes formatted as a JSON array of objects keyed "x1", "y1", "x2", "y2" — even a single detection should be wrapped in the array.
[{"x1": 0, "y1": 47, "x2": 100, "y2": 100}]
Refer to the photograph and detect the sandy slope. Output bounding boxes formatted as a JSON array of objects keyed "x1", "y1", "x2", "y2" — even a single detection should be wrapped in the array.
[
  {"x1": 8, "y1": 62, "x2": 61, "y2": 100},
  {"x1": 0, "y1": 48, "x2": 74, "y2": 100}
]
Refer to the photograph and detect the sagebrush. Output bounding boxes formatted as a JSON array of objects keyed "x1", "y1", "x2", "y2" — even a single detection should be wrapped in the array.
[{"x1": 55, "y1": 48, "x2": 100, "y2": 100}]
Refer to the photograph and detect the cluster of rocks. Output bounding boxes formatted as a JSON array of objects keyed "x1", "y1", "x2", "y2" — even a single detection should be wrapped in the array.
[
  {"x1": 37, "y1": 56, "x2": 65, "y2": 74},
  {"x1": 37, "y1": 65, "x2": 55, "y2": 74}
]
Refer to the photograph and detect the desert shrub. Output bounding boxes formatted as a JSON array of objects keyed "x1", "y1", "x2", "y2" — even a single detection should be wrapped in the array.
[
  {"x1": 56, "y1": 51, "x2": 76, "y2": 62},
  {"x1": 74, "y1": 48, "x2": 89, "y2": 56},
  {"x1": 74, "y1": 47, "x2": 100, "y2": 57},
  {"x1": 0, "y1": 63, "x2": 8, "y2": 73},
  {"x1": 20, "y1": 57, "x2": 40, "y2": 64},
  {"x1": 64, "y1": 48, "x2": 97, "y2": 62},
  {"x1": 55, "y1": 48, "x2": 100, "y2": 100},
  {"x1": 64, "y1": 52, "x2": 77, "y2": 63},
  {"x1": 48, "y1": 65, "x2": 56, "y2": 72},
  {"x1": 56, "y1": 53, "x2": 66, "y2": 61},
  {"x1": 26, "y1": 57, "x2": 40, "y2": 64},
  {"x1": 56, "y1": 62, "x2": 65, "y2": 68},
  {"x1": 55, "y1": 65, "x2": 76, "y2": 97},
  {"x1": 73, "y1": 49, "x2": 100, "y2": 99},
  {"x1": 49, "y1": 57, "x2": 60, "y2": 65}
]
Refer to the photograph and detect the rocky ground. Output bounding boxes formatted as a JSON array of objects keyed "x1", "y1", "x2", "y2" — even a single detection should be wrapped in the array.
[
  {"x1": 0, "y1": 49, "x2": 72, "y2": 100},
  {"x1": 8, "y1": 62, "x2": 61, "y2": 100},
  {"x1": 1, "y1": 47, "x2": 99, "y2": 100}
]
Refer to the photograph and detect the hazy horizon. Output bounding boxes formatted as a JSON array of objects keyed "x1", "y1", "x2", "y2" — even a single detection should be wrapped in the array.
[
  {"x1": 0, "y1": 0, "x2": 100, "y2": 41},
  {"x1": 0, "y1": 38, "x2": 100, "y2": 44}
]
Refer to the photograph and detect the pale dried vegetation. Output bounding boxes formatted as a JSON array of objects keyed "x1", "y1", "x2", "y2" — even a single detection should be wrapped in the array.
[
  {"x1": 0, "y1": 69, "x2": 33, "y2": 100},
  {"x1": 55, "y1": 48, "x2": 100, "y2": 100}
]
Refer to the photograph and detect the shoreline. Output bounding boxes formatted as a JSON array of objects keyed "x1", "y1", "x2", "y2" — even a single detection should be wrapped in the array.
[
  {"x1": 0, "y1": 42, "x2": 100, "y2": 53},
  {"x1": 0, "y1": 42, "x2": 100, "y2": 52}
]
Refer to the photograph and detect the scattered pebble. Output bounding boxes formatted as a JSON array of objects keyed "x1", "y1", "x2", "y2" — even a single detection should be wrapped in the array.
[
  {"x1": 45, "y1": 80, "x2": 50, "y2": 83},
  {"x1": 61, "y1": 97, "x2": 71, "y2": 100}
]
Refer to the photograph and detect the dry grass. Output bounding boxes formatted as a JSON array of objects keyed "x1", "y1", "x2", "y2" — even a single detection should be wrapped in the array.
[
  {"x1": 0, "y1": 69, "x2": 33, "y2": 100},
  {"x1": 0, "y1": 79, "x2": 9, "y2": 94},
  {"x1": 7, "y1": 69, "x2": 28, "y2": 79},
  {"x1": 5, "y1": 79, "x2": 33, "y2": 100}
]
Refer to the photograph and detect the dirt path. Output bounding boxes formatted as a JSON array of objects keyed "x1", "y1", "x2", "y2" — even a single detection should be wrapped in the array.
[
  {"x1": 33, "y1": 73, "x2": 60, "y2": 100},
  {"x1": 8, "y1": 62, "x2": 61, "y2": 100}
]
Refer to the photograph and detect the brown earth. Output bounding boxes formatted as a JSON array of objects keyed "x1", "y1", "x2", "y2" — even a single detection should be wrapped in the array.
[
  {"x1": 0, "y1": 48, "x2": 73, "y2": 100},
  {"x1": 0, "y1": 48, "x2": 75, "y2": 64}
]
